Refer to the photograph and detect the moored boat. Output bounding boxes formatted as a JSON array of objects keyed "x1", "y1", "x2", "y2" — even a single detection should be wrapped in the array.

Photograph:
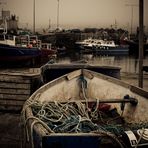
[
  {"x1": 17, "y1": 35, "x2": 57, "y2": 64},
  {"x1": 0, "y1": 34, "x2": 58, "y2": 66},
  {"x1": 76, "y1": 38, "x2": 129, "y2": 55},
  {"x1": 0, "y1": 33, "x2": 41, "y2": 66},
  {"x1": 0, "y1": 43, "x2": 41, "y2": 66},
  {"x1": 40, "y1": 43, "x2": 57, "y2": 63},
  {"x1": 22, "y1": 69, "x2": 148, "y2": 148},
  {"x1": 123, "y1": 39, "x2": 148, "y2": 56},
  {"x1": 41, "y1": 63, "x2": 121, "y2": 83}
]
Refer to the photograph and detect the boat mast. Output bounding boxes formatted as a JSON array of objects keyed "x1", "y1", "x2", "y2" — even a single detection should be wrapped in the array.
[
  {"x1": 33, "y1": 0, "x2": 35, "y2": 34},
  {"x1": 57, "y1": 0, "x2": 60, "y2": 30},
  {"x1": 49, "y1": 18, "x2": 51, "y2": 30},
  {"x1": 125, "y1": 4, "x2": 138, "y2": 35},
  {"x1": 138, "y1": 0, "x2": 144, "y2": 88}
]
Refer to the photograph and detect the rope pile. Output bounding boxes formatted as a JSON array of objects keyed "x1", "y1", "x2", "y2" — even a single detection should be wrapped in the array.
[
  {"x1": 32, "y1": 101, "x2": 95, "y2": 133},
  {"x1": 31, "y1": 101, "x2": 124, "y2": 134}
]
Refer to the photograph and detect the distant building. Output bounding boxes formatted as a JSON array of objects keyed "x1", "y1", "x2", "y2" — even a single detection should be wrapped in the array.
[
  {"x1": 0, "y1": 10, "x2": 18, "y2": 32},
  {"x1": 2, "y1": 10, "x2": 10, "y2": 20}
]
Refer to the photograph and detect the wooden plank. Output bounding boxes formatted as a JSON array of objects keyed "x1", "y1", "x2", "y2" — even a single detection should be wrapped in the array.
[
  {"x1": 0, "y1": 76, "x2": 31, "y2": 83},
  {"x1": 0, "y1": 88, "x2": 30, "y2": 95},
  {"x1": 47, "y1": 63, "x2": 120, "y2": 70},
  {"x1": 0, "y1": 70, "x2": 40, "y2": 77},
  {"x1": 0, "y1": 82, "x2": 30, "y2": 89},
  {"x1": 83, "y1": 70, "x2": 94, "y2": 79},
  {"x1": 0, "y1": 105, "x2": 22, "y2": 112},
  {"x1": 130, "y1": 85, "x2": 148, "y2": 99},
  {"x1": 67, "y1": 70, "x2": 81, "y2": 80},
  {"x1": 0, "y1": 99, "x2": 25, "y2": 106},
  {"x1": 0, "y1": 94, "x2": 30, "y2": 101}
]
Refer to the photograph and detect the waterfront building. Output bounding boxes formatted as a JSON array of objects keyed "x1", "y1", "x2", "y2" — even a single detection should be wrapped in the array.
[{"x1": 0, "y1": 10, "x2": 18, "y2": 33}]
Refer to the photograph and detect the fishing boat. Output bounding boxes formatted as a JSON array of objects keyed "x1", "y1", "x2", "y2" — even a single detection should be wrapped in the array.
[
  {"x1": 0, "y1": 22, "x2": 40, "y2": 66},
  {"x1": 17, "y1": 35, "x2": 57, "y2": 63},
  {"x1": 0, "y1": 34, "x2": 58, "y2": 66},
  {"x1": 22, "y1": 69, "x2": 148, "y2": 148},
  {"x1": 76, "y1": 38, "x2": 129, "y2": 55},
  {"x1": 0, "y1": 32, "x2": 41, "y2": 66},
  {"x1": 0, "y1": 43, "x2": 41, "y2": 65}
]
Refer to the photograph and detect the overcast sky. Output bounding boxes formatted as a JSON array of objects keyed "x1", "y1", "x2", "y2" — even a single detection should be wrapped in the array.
[{"x1": 1, "y1": 0, "x2": 148, "y2": 32}]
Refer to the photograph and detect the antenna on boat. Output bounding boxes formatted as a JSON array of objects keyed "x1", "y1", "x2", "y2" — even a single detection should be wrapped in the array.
[
  {"x1": 114, "y1": 19, "x2": 117, "y2": 30},
  {"x1": 49, "y1": 18, "x2": 51, "y2": 30},
  {"x1": 33, "y1": 0, "x2": 35, "y2": 34}
]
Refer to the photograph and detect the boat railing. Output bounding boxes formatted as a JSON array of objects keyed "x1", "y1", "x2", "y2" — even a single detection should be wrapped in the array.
[
  {"x1": 16, "y1": 35, "x2": 42, "y2": 48},
  {"x1": 29, "y1": 38, "x2": 42, "y2": 48},
  {"x1": 0, "y1": 34, "x2": 16, "y2": 46}
]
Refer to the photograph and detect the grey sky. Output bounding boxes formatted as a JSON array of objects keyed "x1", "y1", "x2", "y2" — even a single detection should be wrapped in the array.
[{"x1": 1, "y1": 0, "x2": 148, "y2": 32}]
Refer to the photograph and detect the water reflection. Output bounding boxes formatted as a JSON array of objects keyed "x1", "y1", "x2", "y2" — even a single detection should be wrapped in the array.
[{"x1": 57, "y1": 53, "x2": 148, "y2": 73}]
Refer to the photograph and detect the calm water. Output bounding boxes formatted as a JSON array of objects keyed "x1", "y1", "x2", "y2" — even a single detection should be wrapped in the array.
[{"x1": 56, "y1": 52, "x2": 148, "y2": 74}]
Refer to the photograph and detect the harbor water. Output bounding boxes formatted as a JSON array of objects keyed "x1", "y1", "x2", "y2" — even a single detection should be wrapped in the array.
[{"x1": 56, "y1": 53, "x2": 148, "y2": 73}]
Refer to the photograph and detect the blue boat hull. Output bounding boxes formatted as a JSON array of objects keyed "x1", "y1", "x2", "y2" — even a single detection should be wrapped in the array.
[
  {"x1": 0, "y1": 44, "x2": 41, "y2": 63},
  {"x1": 80, "y1": 46, "x2": 129, "y2": 56}
]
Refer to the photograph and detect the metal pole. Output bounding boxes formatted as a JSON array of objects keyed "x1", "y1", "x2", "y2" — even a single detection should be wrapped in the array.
[
  {"x1": 33, "y1": 0, "x2": 35, "y2": 34},
  {"x1": 48, "y1": 98, "x2": 138, "y2": 106},
  {"x1": 138, "y1": 0, "x2": 144, "y2": 88},
  {"x1": 57, "y1": 0, "x2": 59, "y2": 29}
]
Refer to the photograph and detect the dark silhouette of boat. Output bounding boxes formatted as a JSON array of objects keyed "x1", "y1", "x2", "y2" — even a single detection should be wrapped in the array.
[
  {"x1": 0, "y1": 34, "x2": 58, "y2": 66},
  {"x1": 0, "y1": 43, "x2": 41, "y2": 66},
  {"x1": 124, "y1": 39, "x2": 148, "y2": 56}
]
